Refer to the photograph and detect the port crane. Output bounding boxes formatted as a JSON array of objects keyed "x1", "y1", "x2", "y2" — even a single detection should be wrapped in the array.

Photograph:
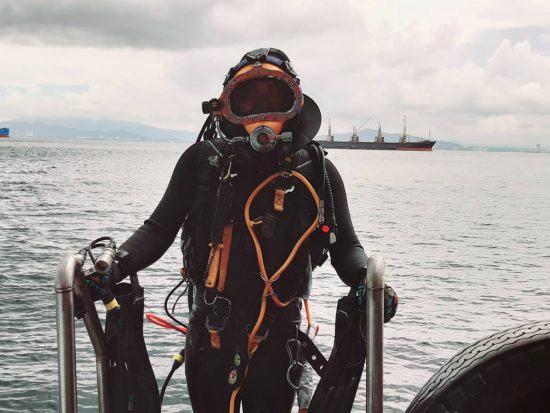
[{"x1": 351, "y1": 117, "x2": 372, "y2": 143}]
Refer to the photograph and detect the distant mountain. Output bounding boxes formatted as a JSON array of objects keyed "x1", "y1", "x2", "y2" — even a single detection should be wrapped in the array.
[
  {"x1": 6, "y1": 118, "x2": 197, "y2": 141},
  {"x1": 6, "y1": 118, "x2": 514, "y2": 151},
  {"x1": 433, "y1": 141, "x2": 464, "y2": 150}
]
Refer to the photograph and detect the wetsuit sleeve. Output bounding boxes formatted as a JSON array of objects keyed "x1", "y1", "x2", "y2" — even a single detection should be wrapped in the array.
[
  {"x1": 326, "y1": 159, "x2": 368, "y2": 286},
  {"x1": 118, "y1": 143, "x2": 200, "y2": 275}
]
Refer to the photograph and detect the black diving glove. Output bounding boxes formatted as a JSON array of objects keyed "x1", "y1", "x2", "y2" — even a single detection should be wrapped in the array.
[
  {"x1": 356, "y1": 267, "x2": 398, "y2": 323},
  {"x1": 86, "y1": 262, "x2": 123, "y2": 303},
  {"x1": 383, "y1": 284, "x2": 398, "y2": 323},
  {"x1": 355, "y1": 283, "x2": 398, "y2": 323}
]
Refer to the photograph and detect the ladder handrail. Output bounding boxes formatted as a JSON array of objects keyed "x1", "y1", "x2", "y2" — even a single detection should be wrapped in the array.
[
  {"x1": 365, "y1": 255, "x2": 385, "y2": 413},
  {"x1": 55, "y1": 252, "x2": 110, "y2": 413}
]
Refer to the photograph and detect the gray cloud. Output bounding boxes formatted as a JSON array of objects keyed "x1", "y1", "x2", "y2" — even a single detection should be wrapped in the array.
[
  {"x1": 0, "y1": 1, "x2": 217, "y2": 48},
  {"x1": 2, "y1": 0, "x2": 550, "y2": 146},
  {"x1": 0, "y1": 0, "x2": 361, "y2": 49},
  {"x1": 467, "y1": 26, "x2": 550, "y2": 63}
]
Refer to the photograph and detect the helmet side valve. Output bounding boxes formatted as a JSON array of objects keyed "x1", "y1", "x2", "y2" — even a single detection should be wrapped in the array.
[{"x1": 202, "y1": 98, "x2": 222, "y2": 115}]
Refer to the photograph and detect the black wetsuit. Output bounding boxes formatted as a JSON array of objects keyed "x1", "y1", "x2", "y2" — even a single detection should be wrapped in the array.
[{"x1": 118, "y1": 142, "x2": 368, "y2": 413}]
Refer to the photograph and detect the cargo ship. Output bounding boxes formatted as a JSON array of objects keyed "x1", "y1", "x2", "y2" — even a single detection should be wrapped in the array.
[
  {"x1": 318, "y1": 116, "x2": 436, "y2": 151},
  {"x1": 0, "y1": 128, "x2": 9, "y2": 138}
]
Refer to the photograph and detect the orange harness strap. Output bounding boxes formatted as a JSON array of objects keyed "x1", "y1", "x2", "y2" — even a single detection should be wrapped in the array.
[
  {"x1": 205, "y1": 244, "x2": 222, "y2": 289},
  {"x1": 244, "y1": 170, "x2": 320, "y2": 353},
  {"x1": 226, "y1": 170, "x2": 320, "y2": 412},
  {"x1": 205, "y1": 223, "x2": 235, "y2": 350},
  {"x1": 209, "y1": 330, "x2": 222, "y2": 350},
  {"x1": 304, "y1": 299, "x2": 313, "y2": 328},
  {"x1": 274, "y1": 188, "x2": 286, "y2": 213},
  {"x1": 218, "y1": 222, "x2": 233, "y2": 293},
  {"x1": 205, "y1": 223, "x2": 234, "y2": 291}
]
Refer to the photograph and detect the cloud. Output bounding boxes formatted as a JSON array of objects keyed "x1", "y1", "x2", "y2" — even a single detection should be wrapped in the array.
[
  {"x1": 296, "y1": 12, "x2": 550, "y2": 146},
  {"x1": 0, "y1": 0, "x2": 366, "y2": 128},
  {"x1": 388, "y1": 39, "x2": 550, "y2": 145},
  {"x1": 1, "y1": 0, "x2": 550, "y2": 147},
  {"x1": 486, "y1": 40, "x2": 550, "y2": 83},
  {"x1": 0, "y1": 0, "x2": 360, "y2": 49},
  {"x1": 0, "y1": 1, "x2": 218, "y2": 49}
]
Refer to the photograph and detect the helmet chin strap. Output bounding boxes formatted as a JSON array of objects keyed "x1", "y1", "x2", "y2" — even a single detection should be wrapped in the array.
[{"x1": 214, "y1": 115, "x2": 293, "y2": 153}]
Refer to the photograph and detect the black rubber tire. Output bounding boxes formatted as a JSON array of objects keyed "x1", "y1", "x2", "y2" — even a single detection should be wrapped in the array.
[{"x1": 406, "y1": 320, "x2": 550, "y2": 413}]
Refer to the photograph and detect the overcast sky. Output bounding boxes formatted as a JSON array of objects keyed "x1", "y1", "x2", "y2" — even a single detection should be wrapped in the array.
[{"x1": 1, "y1": 0, "x2": 549, "y2": 147}]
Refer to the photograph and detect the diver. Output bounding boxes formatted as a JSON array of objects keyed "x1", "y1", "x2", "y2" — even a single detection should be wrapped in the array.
[{"x1": 100, "y1": 48, "x2": 397, "y2": 413}]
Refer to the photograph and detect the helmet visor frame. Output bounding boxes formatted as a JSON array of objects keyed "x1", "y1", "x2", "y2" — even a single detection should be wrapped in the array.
[{"x1": 219, "y1": 65, "x2": 303, "y2": 125}]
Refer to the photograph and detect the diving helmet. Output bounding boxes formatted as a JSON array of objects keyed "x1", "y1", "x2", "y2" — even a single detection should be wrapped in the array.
[{"x1": 202, "y1": 48, "x2": 321, "y2": 154}]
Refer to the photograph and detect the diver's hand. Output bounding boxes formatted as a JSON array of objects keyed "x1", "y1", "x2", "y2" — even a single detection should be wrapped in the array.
[
  {"x1": 86, "y1": 262, "x2": 121, "y2": 303},
  {"x1": 357, "y1": 266, "x2": 398, "y2": 323},
  {"x1": 384, "y1": 284, "x2": 398, "y2": 323}
]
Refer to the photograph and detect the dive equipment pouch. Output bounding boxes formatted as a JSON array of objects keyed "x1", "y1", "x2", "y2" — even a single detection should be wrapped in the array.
[{"x1": 105, "y1": 275, "x2": 161, "y2": 413}]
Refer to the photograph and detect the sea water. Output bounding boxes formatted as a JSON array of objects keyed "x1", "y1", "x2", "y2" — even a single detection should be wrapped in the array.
[{"x1": 0, "y1": 139, "x2": 549, "y2": 412}]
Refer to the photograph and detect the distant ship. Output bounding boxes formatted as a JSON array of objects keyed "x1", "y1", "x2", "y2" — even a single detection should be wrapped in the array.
[
  {"x1": 318, "y1": 116, "x2": 436, "y2": 151},
  {"x1": 0, "y1": 128, "x2": 9, "y2": 138}
]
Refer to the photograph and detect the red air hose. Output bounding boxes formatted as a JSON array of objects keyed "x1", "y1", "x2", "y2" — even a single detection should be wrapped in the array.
[{"x1": 146, "y1": 313, "x2": 188, "y2": 335}]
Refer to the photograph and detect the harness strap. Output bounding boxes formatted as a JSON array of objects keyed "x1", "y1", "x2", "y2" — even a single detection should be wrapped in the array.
[
  {"x1": 218, "y1": 222, "x2": 234, "y2": 293},
  {"x1": 204, "y1": 222, "x2": 234, "y2": 350},
  {"x1": 209, "y1": 330, "x2": 222, "y2": 350},
  {"x1": 297, "y1": 329, "x2": 328, "y2": 376},
  {"x1": 274, "y1": 188, "x2": 286, "y2": 212},
  {"x1": 304, "y1": 299, "x2": 313, "y2": 327},
  {"x1": 201, "y1": 150, "x2": 238, "y2": 354},
  {"x1": 244, "y1": 170, "x2": 320, "y2": 354},
  {"x1": 205, "y1": 244, "x2": 221, "y2": 289},
  {"x1": 195, "y1": 140, "x2": 223, "y2": 206}
]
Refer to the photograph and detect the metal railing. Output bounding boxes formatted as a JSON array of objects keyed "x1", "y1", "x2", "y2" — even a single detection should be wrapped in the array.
[
  {"x1": 56, "y1": 251, "x2": 386, "y2": 413},
  {"x1": 365, "y1": 255, "x2": 385, "y2": 413},
  {"x1": 55, "y1": 252, "x2": 110, "y2": 413}
]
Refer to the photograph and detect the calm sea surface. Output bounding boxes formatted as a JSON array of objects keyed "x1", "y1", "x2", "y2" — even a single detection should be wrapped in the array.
[{"x1": 1, "y1": 139, "x2": 549, "y2": 412}]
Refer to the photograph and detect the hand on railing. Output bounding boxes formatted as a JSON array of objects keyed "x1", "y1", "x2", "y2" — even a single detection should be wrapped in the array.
[
  {"x1": 383, "y1": 285, "x2": 398, "y2": 323},
  {"x1": 78, "y1": 237, "x2": 126, "y2": 309},
  {"x1": 357, "y1": 264, "x2": 398, "y2": 323},
  {"x1": 86, "y1": 264, "x2": 120, "y2": 305}
]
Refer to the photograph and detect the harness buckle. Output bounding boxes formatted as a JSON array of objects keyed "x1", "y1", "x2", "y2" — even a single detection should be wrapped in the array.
[
  {"x1": 206, "y1": 316, "x2": 227, "y2": 332},
  {"x1": 204, "y1": 292, "x2": 232, "y2": 323},
  {"x1": 204, "y1": 293, "x2": 232, "y2": 350},
  {"x1": 212, "y1": 295, "x2": 232, "y2": 318},
  {"x1": 254, "y1": 325, "x2": 270, "y2": 341},
  {"x1": 247, "y1": 324, "x2": 270, "y2": 355}
]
